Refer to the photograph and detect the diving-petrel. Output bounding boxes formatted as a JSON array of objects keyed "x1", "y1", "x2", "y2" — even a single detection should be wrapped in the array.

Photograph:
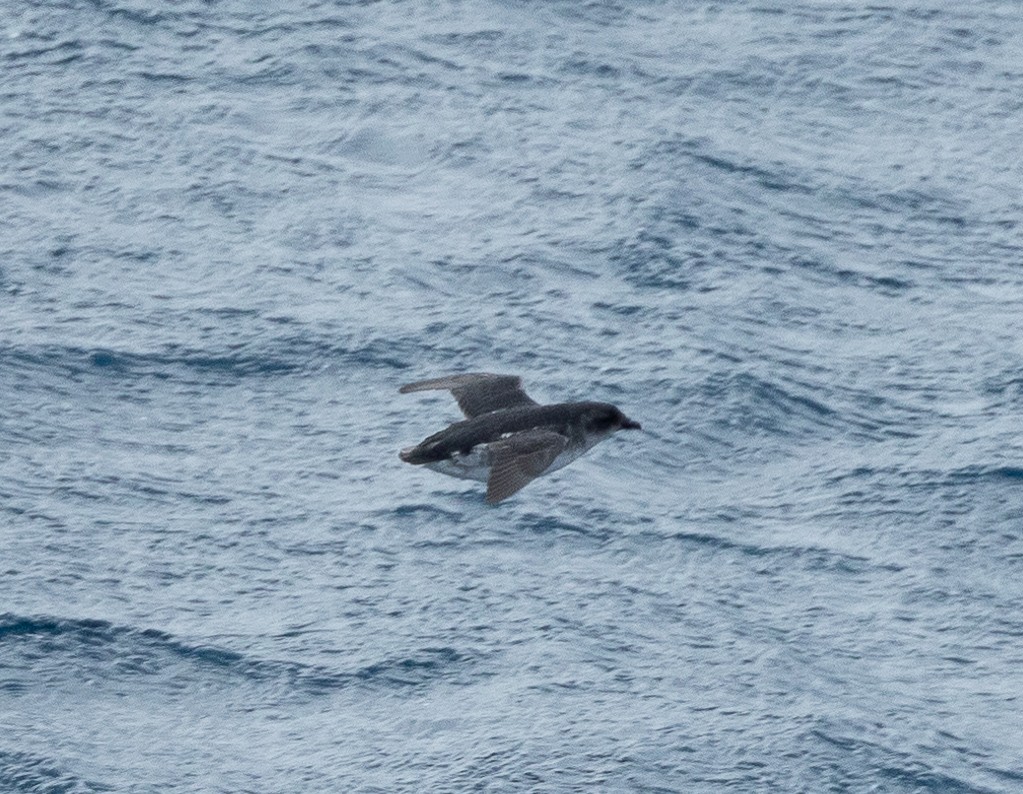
[{"x1": 398, "y1": 373, "x2": 641, "y2": 504}]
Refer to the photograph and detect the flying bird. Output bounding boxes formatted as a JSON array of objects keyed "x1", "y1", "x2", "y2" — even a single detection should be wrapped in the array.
[{"x1": 398, "y1": 373, "x2": 641, "y2": 504}]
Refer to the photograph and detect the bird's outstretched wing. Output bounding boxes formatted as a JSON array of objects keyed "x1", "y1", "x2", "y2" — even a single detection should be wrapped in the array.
[
  {"x1": 485, "y1": 430, "x2": 568, "y2": 504},
  {"x1": 399, "y1": 373, "x2": 538, "y2": 418}
]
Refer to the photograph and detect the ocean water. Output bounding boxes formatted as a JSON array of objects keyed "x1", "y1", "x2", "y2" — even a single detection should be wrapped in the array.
[{"x1": 3, "y1": 0, "x2": 1023, "y2": 791}]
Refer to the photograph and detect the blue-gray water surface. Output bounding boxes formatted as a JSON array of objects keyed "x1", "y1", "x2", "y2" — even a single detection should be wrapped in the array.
[{"x1": 3, "y1": 1, "x2": 1023, "y2": 791}]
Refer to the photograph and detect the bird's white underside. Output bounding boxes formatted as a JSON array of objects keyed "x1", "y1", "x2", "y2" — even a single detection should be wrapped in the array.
[{"x1": 420, "y1": 432, "x2": 611, "y2": 484}]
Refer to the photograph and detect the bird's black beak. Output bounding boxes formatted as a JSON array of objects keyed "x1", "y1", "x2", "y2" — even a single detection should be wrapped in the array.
[{"x1": 621, "y1": 417, "x2": 642, "y2": 430}]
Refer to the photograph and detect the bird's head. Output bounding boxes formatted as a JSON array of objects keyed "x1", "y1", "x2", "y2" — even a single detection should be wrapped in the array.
[{"x1": 583, "y1": 403, "x2": 642, "y2": 436}]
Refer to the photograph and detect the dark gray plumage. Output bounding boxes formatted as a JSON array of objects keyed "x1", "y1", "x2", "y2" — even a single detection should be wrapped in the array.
[{"x1": 399, "y1": 373, "x2": 641, "y2": 503}]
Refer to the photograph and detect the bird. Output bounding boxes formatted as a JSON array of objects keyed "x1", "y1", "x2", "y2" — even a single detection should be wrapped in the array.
[{"x1": 398, "y1": 373, "x2": 641, "y2": 504}]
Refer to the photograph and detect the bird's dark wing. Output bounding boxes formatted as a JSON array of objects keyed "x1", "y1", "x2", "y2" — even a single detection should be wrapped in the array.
[
  {"x1": 399, "y1": 373, "x2": 538, "y2": 418},
  {"x1": 485, "y1": 430, "x2": 568, "y2": 504}
]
